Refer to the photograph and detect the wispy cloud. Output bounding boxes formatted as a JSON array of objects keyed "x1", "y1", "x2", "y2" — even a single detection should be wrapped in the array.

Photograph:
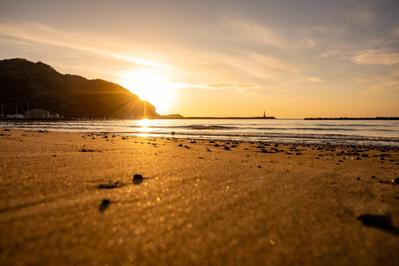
[
  {"x1": 222, "y1": 17, "x2": 289, "y2": 48},
  {"x1": 0, "y1": 22, "x2": 167, "y2": 69},
  {"x1": 352, "y1": 49, "x2": 399, "y2": 65},
  {"x1": 307, "y1": 77, "x2": 322, "y2": 83}
]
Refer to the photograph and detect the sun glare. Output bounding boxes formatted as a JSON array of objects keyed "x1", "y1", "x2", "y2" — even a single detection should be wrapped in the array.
[
  {"x1": 120, "y1": 69, "x2": 179, "y2": 114},
  {"x1": 138, "y1": 118, "x2": 150, "y2": 128}
]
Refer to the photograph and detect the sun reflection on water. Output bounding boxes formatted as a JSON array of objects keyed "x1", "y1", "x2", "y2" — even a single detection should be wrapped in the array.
[{"x1": 138, "y1": 118, "x2": 151, "y2": 132}]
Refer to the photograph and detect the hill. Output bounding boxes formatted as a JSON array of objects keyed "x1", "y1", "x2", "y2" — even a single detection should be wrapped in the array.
[{"x1": 0, "y1": 58, "x2": 159, "y2": 119}]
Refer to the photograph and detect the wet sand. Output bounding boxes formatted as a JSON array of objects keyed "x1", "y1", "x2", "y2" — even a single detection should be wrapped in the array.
[{"x1": 0, "y1": 129, "x2": 398, "y2": 265}]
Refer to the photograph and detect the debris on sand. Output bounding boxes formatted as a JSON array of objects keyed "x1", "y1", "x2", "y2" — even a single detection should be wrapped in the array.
[
  {"x1": 80, "y1": 148, "x2": 96, "y2": 152},
  {"x1": 392, "y1": 177, "x2": 399, "y2": 185},
  {"x1": 133, "y1": 174, "x2": 144, "y2": 185},
  {"x1": 97, "y1": 181, "x2": 123, "y2": 189},
  {"x1": 99, "y1": 199, "x2": 110, "y2": 212},
  {"x1": 358, "y1": 214, "x2": 399, "y2": 235}
]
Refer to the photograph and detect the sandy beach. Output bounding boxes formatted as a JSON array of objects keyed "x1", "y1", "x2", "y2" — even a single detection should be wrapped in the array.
[{"x1": 0, "y1": 129, "x2": 398, "y2": 265}]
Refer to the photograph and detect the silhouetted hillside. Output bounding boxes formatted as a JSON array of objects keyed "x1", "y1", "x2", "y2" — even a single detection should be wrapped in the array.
[{"x1": 0, "y1": 58, "x2": 159, "y2": 118}]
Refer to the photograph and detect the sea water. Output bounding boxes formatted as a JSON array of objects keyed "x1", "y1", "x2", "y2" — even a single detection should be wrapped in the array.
[{"x1": 1, "y1": 119, "x2": 399, "y2": 147}]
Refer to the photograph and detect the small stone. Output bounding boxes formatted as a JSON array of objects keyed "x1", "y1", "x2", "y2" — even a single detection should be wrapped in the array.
[
  {"x1": 391, "y1": 177, "x2": 399, "y2": 185},
  {"x1": 223, "y1": 146, "x2": 230, "y2": 151},
  {"x1": 99, "y1": 199, "x2": 110, "y2": 212},
  {"x1": 133, "y1": 174, "x2": 144, "y2": 185},
  {"x1": 97, "y1": 181, "x2": 122, "y2": 189},
  {"x1": 80, "y1": 148, "x2": 95, "y2": 152},
  {"x1": 358, "y1": 214, "x2": 393, "y2": 230}
]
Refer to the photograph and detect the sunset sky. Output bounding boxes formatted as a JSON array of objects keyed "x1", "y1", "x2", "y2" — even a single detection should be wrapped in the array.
[{"x1": 0, "y1": 0, "x2": 398, "y2": 117}]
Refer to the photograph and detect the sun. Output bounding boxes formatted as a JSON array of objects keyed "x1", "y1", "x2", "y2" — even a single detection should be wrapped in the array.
[{"x1": 120, "y1": 69, "x2": 178, "y2": 114}]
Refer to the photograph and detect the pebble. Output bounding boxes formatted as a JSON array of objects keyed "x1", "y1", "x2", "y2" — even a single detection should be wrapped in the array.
[
  {"x1": 97, "y1": 181, "x2": 122, "y2": 189},
  {"x1": 392, "y1": 177, "x2": 399, "y2": 185},
  {"x1": 99, "y1": 199, "x2": 110, "y2": 212},
  {"x1": 133, "y1": 174, "x2": 144, "y2": 185},
  {"x1": 357, "y1": 214, "x2": 393, "y2": 230}
]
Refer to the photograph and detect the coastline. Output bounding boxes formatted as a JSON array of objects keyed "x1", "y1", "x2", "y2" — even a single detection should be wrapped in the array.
[{"x1": 1, "y1": 129, "x2": 399, "y2": 265}]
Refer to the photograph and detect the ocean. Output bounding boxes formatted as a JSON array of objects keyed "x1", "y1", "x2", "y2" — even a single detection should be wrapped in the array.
[{"x1": 1, "y1": 119, "x2": 399, "y2": 147}]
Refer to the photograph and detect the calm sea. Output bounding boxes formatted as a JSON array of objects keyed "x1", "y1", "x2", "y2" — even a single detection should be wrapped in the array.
[{"x1": 1, "y1": 119, "x2": 399, "y2": 147}]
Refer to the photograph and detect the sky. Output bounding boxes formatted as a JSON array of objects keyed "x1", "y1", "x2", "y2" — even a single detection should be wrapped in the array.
[{"x1": 0, "y1": 0, "x2": 398, "y2": 117}]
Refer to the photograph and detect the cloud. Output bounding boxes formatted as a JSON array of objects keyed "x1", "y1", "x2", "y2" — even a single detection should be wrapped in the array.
[
  {"x1": 298, "y1": 38, "x2": 317, "y2": 48},
  {"x1": 223, "y1": 17, "x2": 289, "y2": 48},
  {"x1": 307, "y1": 77, "x2": 322, "y2": 83},
  {"x1": 352, "y1": 49, "x2": 399, "y2": 65},
  {"x1": 393, "y1": 27, "x2": 399, "y2": 38},
  {"x1": 0, "y1": 22, "x2": 167, "y2": 69},
  {"x1": 319, "y1": 49, "x2": 347, "y2": 60},
  {"x1": 363, "y1": 81, "x2": 399, "y2": 94}
]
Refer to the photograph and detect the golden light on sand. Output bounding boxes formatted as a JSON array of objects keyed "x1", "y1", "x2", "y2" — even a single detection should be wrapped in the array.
[{"x1": 120, "y1": 69, "x2": 178, "y2": 114}]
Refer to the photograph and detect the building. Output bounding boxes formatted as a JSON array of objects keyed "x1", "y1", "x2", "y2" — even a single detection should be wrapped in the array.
[{"x1": 24, "y1": 109, "x2": 61, "y2": 119}]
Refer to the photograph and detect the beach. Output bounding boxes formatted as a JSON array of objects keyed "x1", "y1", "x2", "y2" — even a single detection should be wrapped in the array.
[{"x1": 0, "y1": 129, "x2": 398, "y2": 265}]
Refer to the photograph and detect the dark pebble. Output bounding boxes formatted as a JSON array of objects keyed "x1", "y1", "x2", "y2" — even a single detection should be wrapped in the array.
[
  {"x1": 133, "y1": 174, "x2": 144, "y2": 185},
  {"x1": 80, "y1": 148, "x2": 96, "y2": 152},
  {"x1": 224, "y1": 146, "x2": 230, "y2": 151},
  {"x1": 357, "y1": 214, "x2": 393, "y2": 230},
  {"x1": 99, "y1": 199, "x2": 110, "y2": 212},
  {"x1": 392, "y1": 177, "x2": 399, "y2": 185},
  {"x1": 97, "y1": 181, "x2": 122, "y2": 189}
]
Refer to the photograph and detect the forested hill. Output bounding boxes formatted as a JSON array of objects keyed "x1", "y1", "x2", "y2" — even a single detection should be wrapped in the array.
[{"x1": 0, "y1": 58, "x2": 159, "y2": 119}]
